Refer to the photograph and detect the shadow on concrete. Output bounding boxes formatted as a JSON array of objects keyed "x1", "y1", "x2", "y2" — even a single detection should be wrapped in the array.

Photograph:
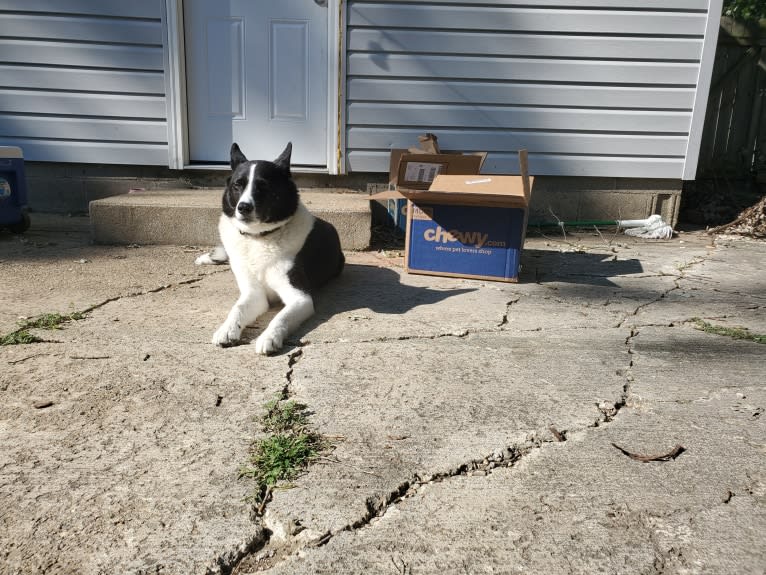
[
  {"x1": 238, "y1": 263, "x2": 477, "y2": 352},
  {"x1": 308, "y1": 262, "x2": 475, "y2": 321},
  {"x1": 520, "y1": 248, "x2": 644, "y2": 287}
]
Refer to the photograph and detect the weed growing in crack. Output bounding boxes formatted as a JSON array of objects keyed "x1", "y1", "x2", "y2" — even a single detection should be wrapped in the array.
[
  {"x1": 240, "y1": 398, "x2": 327, "y2": 510},
  {"x1": 1, "y1": 330, "x2": 43, "y2": 346},
  {"x1": 261, "y1": 398, "x2": 310, "y2": 433},
  {"x1": 691, "y1": 318, "x2": 766, "y2": 344},
  {"x1": 1, "y1": 311, "x2": 87, "y2": 346}
]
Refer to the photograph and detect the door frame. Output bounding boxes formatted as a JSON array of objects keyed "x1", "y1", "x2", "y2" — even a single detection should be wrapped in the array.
[{"x1": 163, "y1": 0, "x2": 344, "y2": 174}]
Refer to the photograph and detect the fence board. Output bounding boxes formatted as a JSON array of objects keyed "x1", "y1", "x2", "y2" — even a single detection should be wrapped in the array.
[{"x1": 697, "y1": 20, "x2": 766, "y2": 178}]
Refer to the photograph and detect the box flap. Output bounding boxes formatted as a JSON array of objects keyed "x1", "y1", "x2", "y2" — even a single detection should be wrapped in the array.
[
  {"x1": 369, "y1": 189, "x2": 406, "y2": 201},
  {"x1": 390, "y1": 152, "x2": 485, "y2": 190},
  {"x1": 397, "y1": 149, "x2": 531, "y2": 207},
  {"x1": 401, "y1": 175, "x2": 533, "y2": 208}
]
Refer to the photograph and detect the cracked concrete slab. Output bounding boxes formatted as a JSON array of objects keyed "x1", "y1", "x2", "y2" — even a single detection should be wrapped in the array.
[
  {"x1": 1, "y1": 267, "x2": 289, "y2": 574},
  {"x1": 2, "y1": 218, "x2": 765, "y2": 574},
  {"x1": 0, "y1": 215, "x2": 221, "y2": 334},
  {"x1": 264, "y1": 409, "x2": 765, "y2": 575},
  {"x1": 631, "y1": 239, "x2": 766, "y2": 333},
  {"x1": 263, "y1": 325, "x2": 765, "y2": 574},
  {"x1": 261, "y1": 328, "x2": 629, "y2": 540}
]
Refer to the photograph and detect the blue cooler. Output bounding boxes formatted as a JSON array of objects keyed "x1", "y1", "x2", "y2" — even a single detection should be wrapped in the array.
[{"x1": 0, "y1": 146, "x2": 30, "y2": 233}]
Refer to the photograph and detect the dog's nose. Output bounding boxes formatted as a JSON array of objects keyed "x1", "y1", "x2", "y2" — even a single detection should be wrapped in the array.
[{"x1": 237, "y1": 201, "x2": 254, "y2": 215}]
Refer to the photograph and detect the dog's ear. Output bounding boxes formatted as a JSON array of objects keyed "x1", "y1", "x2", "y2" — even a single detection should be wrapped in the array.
[
  {"x1": 274, "y1": 142, "x2": 292, "y2": 174},
  {"x1": 230, "y1": 143, "x2": 248, "y2": 170}
]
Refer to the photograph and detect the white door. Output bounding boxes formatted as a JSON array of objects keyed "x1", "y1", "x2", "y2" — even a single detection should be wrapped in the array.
[{"x1": 184, "y1": 0, "x2": 328, "y2": 166}]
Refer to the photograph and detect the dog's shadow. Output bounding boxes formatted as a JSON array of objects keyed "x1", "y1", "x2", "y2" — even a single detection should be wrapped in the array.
[{"x1": 241, "y1": 263, "x2": 475, "y2": 351}]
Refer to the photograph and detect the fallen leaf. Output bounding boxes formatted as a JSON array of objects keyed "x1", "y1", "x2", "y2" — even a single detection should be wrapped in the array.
[
  {"x1": 549, "y1": 425, "x2": 566, "y2": 442},
  {"x1": 611, "y1": 443, "x2": 685, "y2": 462}
]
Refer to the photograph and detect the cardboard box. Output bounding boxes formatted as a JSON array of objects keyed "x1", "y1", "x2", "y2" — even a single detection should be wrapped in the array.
[
  {"x1": 374, "y1": 150, "x2": 532, "y2": 283},
  {"x1": 375, "y1": 144, "x2": 488, "y2": 233}
]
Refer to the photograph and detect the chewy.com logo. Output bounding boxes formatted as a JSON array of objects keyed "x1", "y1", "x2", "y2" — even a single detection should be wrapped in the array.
[{"x1": 423, "y1": 226, "x2": 489, "y2": 249}]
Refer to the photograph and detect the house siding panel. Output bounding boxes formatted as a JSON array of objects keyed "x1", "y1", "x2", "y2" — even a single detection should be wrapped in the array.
[
  {"x1": 345, "y1": 0, "x2": 720, "y2": 178},
  {"x1": 0, "y1": 1, "x2": 168, "y2": 165}
]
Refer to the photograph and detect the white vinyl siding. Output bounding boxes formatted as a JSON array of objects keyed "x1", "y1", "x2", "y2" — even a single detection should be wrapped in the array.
[
  {"x1": 0, "y1": 0, "x2": 168, "y2": 165},
  {"x1": 345, "y1": 0, "x2": 720, "y2": 178}
]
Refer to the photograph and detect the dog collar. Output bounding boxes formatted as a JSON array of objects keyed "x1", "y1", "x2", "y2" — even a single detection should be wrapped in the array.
[{"x1": 238, "y1": 223, "x2": 284, "y2": 238}]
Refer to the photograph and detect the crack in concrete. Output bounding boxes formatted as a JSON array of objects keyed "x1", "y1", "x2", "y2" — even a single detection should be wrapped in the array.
[
  {"x1": 227, "y1": 438, "x2": 554, "y2": 573},
  {"x1": 206, "y1": 529, "x2": 269, "y2": 575},
  {"x1": 591, "y1": 327, "x2": 636, "y2": 428},
  {"x1": 281, "y1": 348, "x2": 304, "y2": 399},
  {"x1": 616, "y1": 254, "x2": 710, "y2": 329},
  {"x1": 497, "y1": 296, "x2": 521, "y2": 327},
  {"x1": 220, "y1": 346, "x2": 313, "y2": 574},
  {"x1": 314, "y1": 438, "x2": 547, "y2": 547},
  {"x1": 80, "y1": 277, "x2": 207, "y2": 315},
  {"x1": 294, "y1": 329, "x2": 476, "y2": 347}
]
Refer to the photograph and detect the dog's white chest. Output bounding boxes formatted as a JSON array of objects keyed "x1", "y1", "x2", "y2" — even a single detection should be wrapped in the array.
[{"x1": 217, "y1": 203, "x2": 314, "y2": 291}]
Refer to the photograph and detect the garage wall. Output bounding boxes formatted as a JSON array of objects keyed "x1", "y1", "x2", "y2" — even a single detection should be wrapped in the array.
[
  {"x1": 344, "y1": 0, "x2": 719, "y2": 178},
  {"x1": 0, "y1": 0, "x2": 169, "y2": 165}
]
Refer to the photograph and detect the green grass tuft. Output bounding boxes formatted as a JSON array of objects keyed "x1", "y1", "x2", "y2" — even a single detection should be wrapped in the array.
[
  {"x1": 22, "y1": 312, "x2": 86, "y2": 331},
  {"x1": 1, "y1": 311, "x2": 87, "y2": 346},
  {"x1": 1, "y1": 330, "x2": 44, "y2": 346},
  {"x1": 261, "y1": 398, "x2": 310, "y2": 433},
  {"x1": 691, "y1": 318, "x2": 766, "y2": 344},
  {"x1": 240, "y1": 433, "x2": 322, "y2": 488},
  {"x1": 240, "y1": 398, "x2": 326, "y2": 507}
]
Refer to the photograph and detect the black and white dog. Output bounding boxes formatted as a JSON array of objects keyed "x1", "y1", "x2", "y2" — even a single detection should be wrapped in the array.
[{"x1": 196, "y1": 142, "x2": 344, "y2": 354}]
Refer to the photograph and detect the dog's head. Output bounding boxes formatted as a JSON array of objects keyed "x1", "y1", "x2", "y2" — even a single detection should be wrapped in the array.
[{"x1": 222, "y1": 142, "x2": 299, "y2": 235}]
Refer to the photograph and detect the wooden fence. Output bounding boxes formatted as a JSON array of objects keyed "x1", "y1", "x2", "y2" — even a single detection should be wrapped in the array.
[{"x1": 698, "y1": 17, "x2": 766, "y2": 181}]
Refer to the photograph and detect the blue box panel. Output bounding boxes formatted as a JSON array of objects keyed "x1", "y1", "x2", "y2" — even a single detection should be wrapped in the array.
[
  {"x1": 407, "y1": 203, "x2": 525, "y2": 281},
  {"x1": 0, "y1": 156, "x2": 28, "y2": 227},
  {"x1": 386, "y1": 198, "x2": 408, "y2": 234}
]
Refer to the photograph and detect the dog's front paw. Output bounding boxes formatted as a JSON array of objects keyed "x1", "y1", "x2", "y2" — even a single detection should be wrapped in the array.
[
  {"x1": 195, "y1": 246, "x2": 228, "y2": 266},
  {"x1": 254, "y1": 327, "x2": 286, "y2": 355},
  {"x1": 212, "y1": 322, "x2": 241, "y2": 347},
  {"x1": 195, "y1": 253, "x2": 215, "y2": 265}
]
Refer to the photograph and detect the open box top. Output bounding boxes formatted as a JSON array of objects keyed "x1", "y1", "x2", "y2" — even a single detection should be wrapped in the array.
[
  {"x1": 388, "y1": 149, "x2": 487, "y2": 191},
  {"x1": 373, "y1": 149, "x2": 531, "y2": 207}
]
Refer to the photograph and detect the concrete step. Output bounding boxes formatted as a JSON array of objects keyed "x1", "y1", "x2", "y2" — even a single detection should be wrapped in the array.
[{"x1": 89, "y1": 188, "x2": 371, "y2": 250}]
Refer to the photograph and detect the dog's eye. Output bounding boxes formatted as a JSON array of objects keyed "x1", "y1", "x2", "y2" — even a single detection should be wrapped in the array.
[{"x1": 254, "y1": 178, "x2": 269, "y2": 192}]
